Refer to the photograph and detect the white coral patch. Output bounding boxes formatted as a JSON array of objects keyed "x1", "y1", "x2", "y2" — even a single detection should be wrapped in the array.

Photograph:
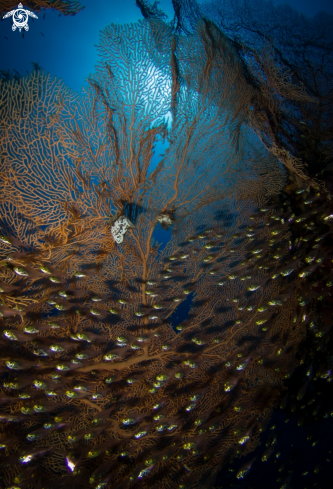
[
  {"x1": 111, "y1": 215, "x2": 133, "y2": 244},
  {"x1": 157, "y1": 213, "x2": 173, "y2": 226}
]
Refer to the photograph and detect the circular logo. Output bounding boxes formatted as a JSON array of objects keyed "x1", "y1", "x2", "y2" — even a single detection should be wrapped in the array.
[{"x1": 13, "y1": 8, "x2": 28, "y2": 30}]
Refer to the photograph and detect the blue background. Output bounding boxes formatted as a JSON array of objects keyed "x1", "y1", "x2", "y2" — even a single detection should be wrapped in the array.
[{"x1": 1, "y1": 0, "x2": 332, "y2": 94}]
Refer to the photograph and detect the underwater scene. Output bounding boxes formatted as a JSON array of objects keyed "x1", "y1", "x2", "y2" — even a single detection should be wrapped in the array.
[{"x1": 0, "y1": 0, "x2": 332, "y2": 488}]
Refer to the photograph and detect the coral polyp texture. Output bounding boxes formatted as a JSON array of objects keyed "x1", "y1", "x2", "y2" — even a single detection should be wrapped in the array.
[{"x1": 0, "y1": 11, "x2": 332, "y2": 489}]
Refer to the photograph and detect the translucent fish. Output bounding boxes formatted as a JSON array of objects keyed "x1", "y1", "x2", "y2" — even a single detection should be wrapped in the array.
[
  {"x1": 224, "y1": 375, "x2": 239, "y2": 392},
  {"x1": 3, "y1": 329, "x2": 32, "y2": 342},
  {"x1": 13, "y1": 266, "x2": 29, "y2": 276},
  {"x1": 39, "y1": 266, "x2": 52, "y2": 274},
  {"x1": 0, "y1": 235, "x2": 11, "y2": 244},
  {"x1": 49, "y1": 276, "x2": 62, "y2": 283},
  {"x1": 248, "y1": 284, "x2": 261, "y2": 291},
  {"x1": 298, "y1": 264, "x2": 317, "y2": 277},
  {"x1": 109, "y1": 307, "x2": 120, "y2": 314},
  {"x1": 261, "y1": 445, "x2": 274, "y2": 462},
  {"x1": 236, "y1": 457, "x2": 256, "y2": 478},
  {"x1": 134, "y1": 310, "x2": 147, "y2": 316},
  {"x1": 19, "y1": 447, "x2": 52, "y2": 464},
  {"x1": 103, "y1": 352, "x2": 120, "y2": 361}
]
